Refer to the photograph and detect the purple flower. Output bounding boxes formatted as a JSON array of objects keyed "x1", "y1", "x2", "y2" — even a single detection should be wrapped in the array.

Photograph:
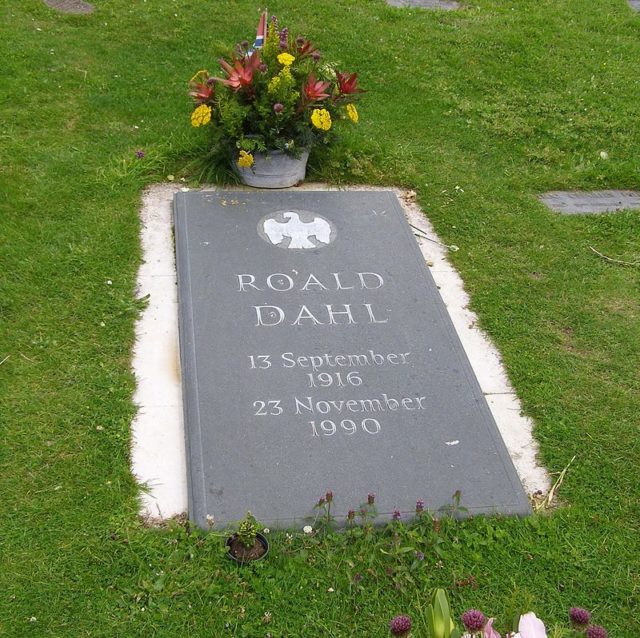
[
  {"x1": 311, "y1": 50, "x2": 321, "y2": 61},
  {"x1": 569, "y1": 608, "x2": 591, "y2": 626},
  {"x1": 389, "y1": 614, "x2": 412, "y2": 637},
  {"x1": 367, "y1": 492, "x2": 375, "y2": 505},
  {"x1": 325, "y1": 490, "x2": 333, "y2": 503},
  {"x1": 279, "y1": 27, "x2": 289, "y2": 49},
  {"x1": 259, "y1": 63, "x2": 268, "y2": 73},
  {"x1": 414, "y1": 551, "x2": 425, "y2": 561},
  {"x1": 392, "y1": 510, "x2": 402, "y2": 521},
  {"x1": 586, "y1": 626, "x2": 608, "y2": 638},
  {"x1": 135, "y1": 150, "x2": 145, "y2": 159},
  {"x1": 462, "y1": 609, "x2": 486, "y2": 632},
  {"x1": 416, "y1": 499, "x2": 425, "y2": 513},
  {"x1": 347, "y1": 509, "x2": 355, "y2": 521}
]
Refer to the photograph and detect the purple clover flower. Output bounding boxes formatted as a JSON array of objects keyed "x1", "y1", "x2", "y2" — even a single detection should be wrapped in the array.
[
  {"x1": 570, "y1": 608, "x2": 591, "y2": 626},
  {"x1": 389, "y1": 614, "x2": 412, "y2": 637},
  {"x1": 392, "y1": 510, "x2": 402, "y2": 521},
  {"x1": 367, "y1": 492, "x2": 375, "y2": 505},
  {"x1": 461, "y1": 609, "x2": 486, "y2": 632},
  {"x1": 414, "y1": 551, "x2": 425, "y2": 561},
  {"x1": 586, "y1": 626, "x2": 608, "y2": 638},
  {"x1": 311, "y1": 50, "x2": 321, "y2": 61},
  {"x1": 135, "y1": 150, "x2": 145, "y2": 159},
  {"x1": 325, "y1": 490, "x2": 333, "y2": 503},
  {"x1": 416, "y1": 499, "x2": 425, "y2": 513}
]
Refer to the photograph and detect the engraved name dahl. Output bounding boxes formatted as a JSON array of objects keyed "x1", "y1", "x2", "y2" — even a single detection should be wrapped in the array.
[{"x1": 237, "y1": 271, "x2": 389, "y2": 326}]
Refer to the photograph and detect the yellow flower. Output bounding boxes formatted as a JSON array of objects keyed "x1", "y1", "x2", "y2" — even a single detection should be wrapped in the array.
[
  {"x1": 277, "y1": 53, "x2": 295, "y2": 66},
  {"x1": 311, "y1": 108, "x2": 332, "y2": 131},
  {"x1": 191, "y1": 104, "x2": 212, "y2": 127},
  {"x1": 346, "y1": 103, "x2": 359, "y2": 124},
  {"x1": 237, "y1": 150, "x2": 254, "y2": 168}
]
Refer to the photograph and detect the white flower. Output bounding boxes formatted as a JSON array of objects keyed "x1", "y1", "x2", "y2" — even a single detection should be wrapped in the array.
[
  {"x1": 263, "y1": 528, "x2": 270, "y2": 534},
  {"x1": 206, "y1": 514, "x2": 215, "y2": 527},
  {"x1": 303, "y1": 525, "x2": 313, "y2": 534},
  {"x1": 516, "y1": 612, "x2": 547, "y2": 638},
  {"x1": 327, "y1": 587, "x2": 334, "y2": 592},
  {"x1": 106, "y1": 279, "x2": 112, "y2": 285},
  {"x1": 599, "y1": 151, "x2": 609, "y2": 160}
]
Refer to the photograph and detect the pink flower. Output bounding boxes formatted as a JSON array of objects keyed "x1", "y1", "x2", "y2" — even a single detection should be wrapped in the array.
[{"x1": 484, "y1": 618, "x2": 501, "y2": 638}]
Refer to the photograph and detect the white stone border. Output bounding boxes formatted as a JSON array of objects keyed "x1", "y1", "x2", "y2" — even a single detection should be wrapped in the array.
[{"x1": 131, "y1": 183, "x2": 549, "y2": 520}]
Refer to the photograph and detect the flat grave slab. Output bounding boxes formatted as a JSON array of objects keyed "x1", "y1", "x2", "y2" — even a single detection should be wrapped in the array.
[
  {"x1": 174, "y1": 190, "x2": 530, "y2": 527},
  {"x1": 540, "y1": 190, "x2": 640, "y2": 214},
  {"x1": 629, "y1": 0, "x2": 640, "y2": 11},
  {"x1": 43, "y1": 0, "x2": 95, "y2": 14},
  {"x1": 386, "y1": 0, "x2": 460, "y2": 8}
]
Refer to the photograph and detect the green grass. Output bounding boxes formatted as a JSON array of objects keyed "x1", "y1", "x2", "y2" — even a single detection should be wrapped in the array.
[{"x1": 1, "y1": 0, "x2": 639, "y2": 635}]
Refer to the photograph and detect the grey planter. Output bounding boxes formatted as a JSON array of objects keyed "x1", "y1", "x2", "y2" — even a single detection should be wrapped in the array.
[{"x1": 234, "y1": 149, "x2": 309, "y2": 189}]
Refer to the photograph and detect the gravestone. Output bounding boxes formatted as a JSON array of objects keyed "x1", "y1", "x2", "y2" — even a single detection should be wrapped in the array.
[
  {"x1": 540, "y1": 190, "x2": 640, "y2": 214},
  {"x1": 174, "y1": 190, "x2": 529, "y2": 527},
  {"x1": 43, "y1": 0, "x2": 95, "y2": 14},
  {"x1": 629, "y1": 0, "x2": 640, "y2": 11},
  {"x1": 385, "y1": 0, "x2": 460, "y2": 9}
]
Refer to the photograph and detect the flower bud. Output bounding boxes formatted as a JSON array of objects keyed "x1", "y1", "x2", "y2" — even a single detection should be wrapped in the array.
[{"x1": 273, "y1": 103, "x2": 284, "y2": 113}]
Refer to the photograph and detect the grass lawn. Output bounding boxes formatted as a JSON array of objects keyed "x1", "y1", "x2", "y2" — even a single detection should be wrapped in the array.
[{"x1": 1, "y1": 0, "x2": 639, "y2": 636}]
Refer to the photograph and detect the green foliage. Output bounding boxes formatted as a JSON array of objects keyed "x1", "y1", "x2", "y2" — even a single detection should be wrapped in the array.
[
  {"x1": 426, "y1": 589, "x2": 462, "y2": 638},
  {"x1": 236, "y1": 511, "x2": 259, "y2": 549}
]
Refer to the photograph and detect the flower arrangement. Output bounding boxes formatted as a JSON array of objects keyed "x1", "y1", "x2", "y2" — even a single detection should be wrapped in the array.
[{"x1": 188, "y1": 11, "x2": 364, "y2": 171}]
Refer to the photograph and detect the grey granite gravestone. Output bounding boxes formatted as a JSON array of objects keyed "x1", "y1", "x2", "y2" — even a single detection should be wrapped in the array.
[
  {"x1": 174, "y1": 190, "x2": 530, "y2": 527},
  {"x1": 540, "y1": 190, "x2": 640, "y2": 214},
  {"x1": 43, "y1": 0, "x2": 95, "y2": 14},
  {"x1": 386, "y1": 0, "x2": 460, "y2": 9},
  {"x1": 629, "y1": 0, "x2": 640, "y2": 11}
]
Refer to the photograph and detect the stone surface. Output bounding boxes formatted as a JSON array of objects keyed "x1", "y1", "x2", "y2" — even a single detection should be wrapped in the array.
[
  {"x1": 540, "y1": 190, "x2": 640, "y2": 214},
  {"x1": 386, "y1": 0, "x2": 460, "y2": 9},
  {"x1": 174, "y1": 190, "x2": 530, "y2": 527},
  {"x1": 629, "y1": 0, "x2": 640, "y2": 11},
  {"x1": 43, "y1": 0, "x2": 95, "y2": 14}
]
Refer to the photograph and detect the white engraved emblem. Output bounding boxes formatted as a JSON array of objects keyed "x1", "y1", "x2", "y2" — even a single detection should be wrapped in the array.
[{"x1": 259, "y1": 211, "x2": 335, "y2": 249}]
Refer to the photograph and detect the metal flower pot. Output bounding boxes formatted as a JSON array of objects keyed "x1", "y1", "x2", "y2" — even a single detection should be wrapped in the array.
[{"x1": 234, "y1": 149, "x2": 309, "y2": 188}]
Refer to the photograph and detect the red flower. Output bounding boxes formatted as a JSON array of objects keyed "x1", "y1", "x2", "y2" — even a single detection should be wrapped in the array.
[
  {"x1": 295, "y1": 38, "x2": 318, "y2": 58},
  {"x1": 188, "y1": 82, "x2": 214, "y2": 104},
  {"x1": 215, "y1": 51, "x2": 262, "y2": 91},
  {"x1": 303, "y1": 74, "x2": 331, "y2": 101},
  {"x1": 336, "y1": 71, "x2": 364, "y2": 95}
]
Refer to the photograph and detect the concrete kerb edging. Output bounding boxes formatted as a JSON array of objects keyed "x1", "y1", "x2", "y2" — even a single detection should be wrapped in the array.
[{"x1": 130, "y1": 183, "x2": 550, "y2": 521}]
